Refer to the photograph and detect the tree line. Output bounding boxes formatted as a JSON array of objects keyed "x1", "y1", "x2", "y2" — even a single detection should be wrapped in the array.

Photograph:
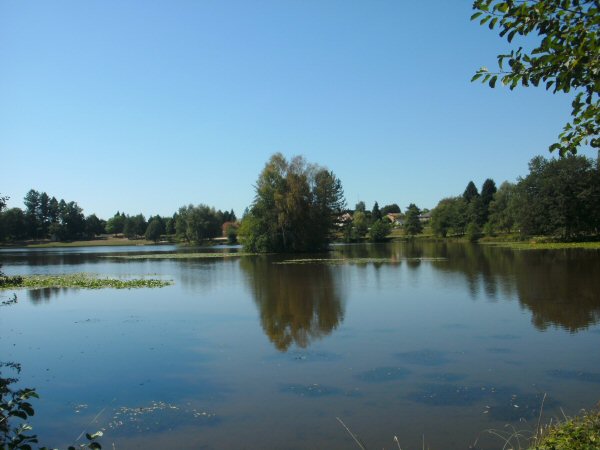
[
  {"x1": 429, "y1": 154, "x2": 600, "y2": 241},
  {"x1": 0, "y1": 189, "x2": 237, "y2": 244},
  {"x1": 2, "y1": 152, "x2": 599, "y2": 248}
]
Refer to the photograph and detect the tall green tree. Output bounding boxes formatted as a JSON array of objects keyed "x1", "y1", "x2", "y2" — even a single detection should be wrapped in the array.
[
  {"x1": 145, "y1": 218, "x2": 164, "y2": 242},
  {"x1": 368, "y1": 219, "x2": 391, "y2": 242},
  {"x1": 239, "y1": 153, "x2": 345, "y2": 252},
  {"x1": 23, "y1": 189, "x2": 40, "y2": 239},
  {"x1": 480, "y1": 178, "x2": 497, "y2": 224},
  {"x1": 381, "y1": 203, "x2": 401, "y2": 215},
  {"x1": 106, "y1": 212, "x2": 126, "y2": 235},
  {"x1": 371, "y1": 201, "x2": 382, "y2": 221},
  {"x1": 471, "y1": 0, "x2": 600, "y2": 155},
  {"x1": 463, "y1": 181, "x2": 480, "y2": 203},
  {"x1": 0, "y1": 208, "x2": 27, "y2": 241},
  {"x1": 431, "y1": 197, "x2": 469, "y2": 237},
  {"x1": 404, "y1": 203, "x2": 423, "y2": 236},
  {"x1": 175, "y1": 205, "x2": 221, "y2": 243},
  {"x1": 516, "y1": 155, "x2": 599, "y2": 238},
  {"x1": 85, "y1": 214, "x2": 106, "y2": 237},
  {"x1": 488, "y1": 181, "x2": 520, "y2": 232},
  {"x1": 351, "y1": 211, "x2": 369, "y2": 240}
]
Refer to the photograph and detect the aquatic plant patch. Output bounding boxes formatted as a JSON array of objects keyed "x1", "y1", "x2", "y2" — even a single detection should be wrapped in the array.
[
  {"x1": 105, "y1": 252, "x2": 255, "y2": 259},
  {"x1": 0, "y1": 273, "x2": 173, "y2": 290},
  {"x1": 275, "y1": 257, "x2": 446, "y2": 265}
]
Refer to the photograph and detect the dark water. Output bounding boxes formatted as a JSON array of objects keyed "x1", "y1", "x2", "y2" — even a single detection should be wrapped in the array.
[{"x1": 1, "y1": 242, "x2": 599, "y2": 449}]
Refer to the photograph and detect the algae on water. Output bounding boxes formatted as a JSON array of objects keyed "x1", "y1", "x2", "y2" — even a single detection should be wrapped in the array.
[{"x1": 0, "y1": 273, "x2": 173, "y2": 290}]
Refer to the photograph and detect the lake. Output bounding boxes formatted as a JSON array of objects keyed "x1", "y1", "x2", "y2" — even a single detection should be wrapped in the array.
[{"x1": 1, "y1": 242, "x2": 599, "y2": 449}]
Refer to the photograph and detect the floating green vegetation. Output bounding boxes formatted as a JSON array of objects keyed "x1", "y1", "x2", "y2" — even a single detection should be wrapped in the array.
[
  {"x1": 487, "y1": 241, "x2": 600, "y2": 251},
  {"x1": 274, "y1": 257, "x2": 446, "y2": 265},
  {"x1": 106, "y1": 252, "x2": 255, "y2": 260},
  {"x1": 0, "y1": 273, "x2": 172, "y2": 290}
]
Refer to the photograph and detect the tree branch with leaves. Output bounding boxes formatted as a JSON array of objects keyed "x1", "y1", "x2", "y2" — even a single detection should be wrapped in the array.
[{"x1": 472, "y1": 0, "x2": 599, "y2": 155}]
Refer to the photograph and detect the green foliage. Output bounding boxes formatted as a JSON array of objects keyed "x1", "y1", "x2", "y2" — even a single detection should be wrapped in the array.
[
  {"x1": 480, "y1": 178, "x2": 497, "y2": 223},
  {"x1": 404, "y1": 203, "x2": 423, "y2": 236},
  {"x1": 175, "y1": 204, "x2": 221, "y2": 243},
  {"x1": 516, "y1": 154, "x2": 600, "y2": 238},
  {"x1": 380, "y1": 203, "x2": 401, "y2": 215},
  {"x1": 239, "y1": 154, "x2": 345, "y2": 252},
  {"x1": 105, "y1": 212, "x2": 126, "y2": 235},
  {"x1": 350, "y1": 211, "x2": 369, "y2": 241},
  {"x1": 0, "y1": 273, "x2": 172, "y2": 290},
  {"x1": 84, "y1": 214, "x2": 106, "y2": 238},
  {"x1": 371, "y1": 201, "x2": 382, "y2": 221},
  {"x1": 466, "y1": 221, "x2": 482, "y2": 242},
  {"x1": 367, "y1": 219, "x2": 391, "y2": 242},
  {"x1": 431, "y1": 197, "x2": 469, "y2": 237},
  {"x1": 354, "y1": 201, "x2": 366, "y2": 213},
  {"x1": 0, "y1": 208, "x2": 27, "y2": 241},
  {"x1": 488, "y1": 181, "x2": 520, "y2": 232},
  {"x1": 529, "y1": 409, "x2": 600, "y2": 450},
  {"x1": 1, "y1": 361, "x2": 103, "y2": 450},
  {"x1": 223, "y1": 222, "x2": 239, "y2": 244},
  {"x1": 144, "y1": 218, "x2": 163, "y2": 242},
  {"x1": 165, "y1": 218, "x2": 175, "y2": 236},
  {"x1": 472, "y1": 0, "x2": 600, "y2": 155},
  {"x1": 463, "y1": 181, "x2": 479, "y2": 203}
]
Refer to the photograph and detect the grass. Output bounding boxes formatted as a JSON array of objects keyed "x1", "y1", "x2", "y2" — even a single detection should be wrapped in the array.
[
  {"x1": 105, "y1": 252, "x2": 255, "y2": 259},
  {"x1": 0, "y1": 273, "x2": 173, "y2": 290},
  {"x1": 528, "y1": 408, "x2": 600, "y2": 450},
  {"x1": 473, "y1": 402, "x2": 600, "y2": 450},
  {"x1": 24, "y1": 237, "x2": 162, "y2": 247}
]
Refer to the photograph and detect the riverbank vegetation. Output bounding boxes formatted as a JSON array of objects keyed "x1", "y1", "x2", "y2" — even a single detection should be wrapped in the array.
[
  {"x1": 529, "y1": 408, "x2": 600, "y2": 450},
  {"x1": 2, "y1": 153, "x2": 600, "y2": 250}
]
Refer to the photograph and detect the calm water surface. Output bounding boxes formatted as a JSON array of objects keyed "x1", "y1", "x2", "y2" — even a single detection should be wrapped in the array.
[{"x1": 1, "y1": 242, "x2": 599, "y2": 449}]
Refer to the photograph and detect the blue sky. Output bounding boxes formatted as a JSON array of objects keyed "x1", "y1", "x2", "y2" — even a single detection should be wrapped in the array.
[{"x1": 0, "y1": 1, "x2": 584, "y2": 219}]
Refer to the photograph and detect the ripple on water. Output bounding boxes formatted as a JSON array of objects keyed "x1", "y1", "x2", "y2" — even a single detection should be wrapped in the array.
[
  {"x1": 356, "y1": 366, "x2": 411, "y2": 383},
  {"x1": 395, "y1": 349, "x2": 452, "y2": 366}
]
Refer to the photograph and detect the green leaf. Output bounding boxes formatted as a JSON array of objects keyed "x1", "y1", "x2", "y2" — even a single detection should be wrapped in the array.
[
  {"x1": 471, "y1": 73, "x2": 484, "y2": 82},
  {"x1": 471, "y1": 12, "x2": 483, "y2": 20},
  {"x1": 489, "y1": 75, "x2": 498, "y2": 88}
]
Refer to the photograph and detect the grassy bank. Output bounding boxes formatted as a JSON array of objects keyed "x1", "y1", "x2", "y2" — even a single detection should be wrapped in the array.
[
  {"x1": 24, "y1": 237, "x2": 165, "y2": 248},
  {"x1": 528, "y1": 408, "x2": 600, "y2": 449},
  {"x1": 0, "y1": 273, "x2": 172, "y2": 290}
]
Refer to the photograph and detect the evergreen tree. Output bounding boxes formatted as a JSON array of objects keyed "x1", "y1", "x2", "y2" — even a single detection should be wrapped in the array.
[
  {"x1": 404, "y1": 203, "x2": 423, "y2": 236},
  {"x1": 372, "y1": 201, "x2": 382, "y2": 221},
  {"x1": 463, "y1": 181, "x2": 479, "y2": 203}
]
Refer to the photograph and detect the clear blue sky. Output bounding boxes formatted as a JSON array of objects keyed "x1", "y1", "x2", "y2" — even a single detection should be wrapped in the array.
[{"x1": 0, "y1": 1, "x2": 584, "y2": 219}]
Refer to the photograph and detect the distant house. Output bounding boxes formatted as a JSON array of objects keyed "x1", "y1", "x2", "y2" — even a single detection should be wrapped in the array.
[
  {"x1": 336, "y1": 212, "x2": 353, "y2": 227},
  {"x1": 419, "y1": 211, "x2": 432, "y2": 223},
  {"x1": 386, "y1": 213, "x2": 403, "y2": 226}
]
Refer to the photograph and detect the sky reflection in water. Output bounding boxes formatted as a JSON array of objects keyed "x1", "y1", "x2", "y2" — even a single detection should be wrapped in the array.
[{"x1": 1, "y1": 242, "x2": 599, "y2": 450}]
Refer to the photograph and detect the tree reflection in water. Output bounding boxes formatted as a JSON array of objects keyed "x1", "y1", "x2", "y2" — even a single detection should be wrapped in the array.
[
  {"x1": 240, "y1": 256, "x2": 346, "y2": 351},
  {"x1": 424, "y1": 243, "x2": 600, "y2": 332}
]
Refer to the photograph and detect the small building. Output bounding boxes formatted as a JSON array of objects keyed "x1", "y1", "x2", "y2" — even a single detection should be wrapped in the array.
[{"x1": 386, "y1": 213, "x2": 403, "y2": 226}]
